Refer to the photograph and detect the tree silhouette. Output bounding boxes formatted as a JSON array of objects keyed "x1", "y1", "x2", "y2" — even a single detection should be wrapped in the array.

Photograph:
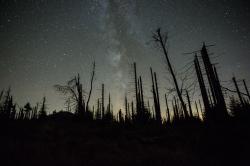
[
  {"x1": 24, "y1": 102, "x2": 32, "y2": 119},
  {"x1": 39, "y1": 97, "x2": 47, "y2": 119},
  {"x1": 153, "y1": 28, "x2": 188, "y2": 118},
  {"x1": 86, "y1": 61, "x2": 95, "y2": 111}
]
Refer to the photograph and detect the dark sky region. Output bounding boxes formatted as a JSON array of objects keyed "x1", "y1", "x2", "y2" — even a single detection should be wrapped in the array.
[{"x1": 1, "y1": 0, "x2": 250, "y2": 113}]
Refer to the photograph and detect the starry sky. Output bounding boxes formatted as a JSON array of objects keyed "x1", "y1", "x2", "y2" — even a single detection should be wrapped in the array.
[{"x1": 1, "y1": 0, "x2": 250, "y2": 113}]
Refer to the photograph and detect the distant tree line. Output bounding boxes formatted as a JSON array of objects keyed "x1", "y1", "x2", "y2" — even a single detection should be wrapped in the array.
[{"x1": 0, "y1": 88, "x2": 47, "y2": 121}]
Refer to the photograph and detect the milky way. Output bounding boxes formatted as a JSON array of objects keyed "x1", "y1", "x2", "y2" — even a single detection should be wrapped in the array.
[{"x1": 1, "y1": 0, "x2": 250, "y2": 113}]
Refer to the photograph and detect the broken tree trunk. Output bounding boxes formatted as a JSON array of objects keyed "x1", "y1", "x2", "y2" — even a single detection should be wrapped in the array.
[{"x1": 194, "y1": 54, "x2": 211, "y2": 120}]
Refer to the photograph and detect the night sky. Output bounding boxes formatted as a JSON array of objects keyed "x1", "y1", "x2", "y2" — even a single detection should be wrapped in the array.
[{"x1": 1, "y1": 0, "x2": 250, "y2": 113}]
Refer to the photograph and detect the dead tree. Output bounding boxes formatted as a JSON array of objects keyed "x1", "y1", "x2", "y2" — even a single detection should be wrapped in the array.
[
  {"x1": 24, "y1": 102, "x2": 32, "y2": 120},
  {"x1": 150, "y1": 67, "x2": 162, "y2": 124},
  {"x1": 54, "y1": 62, "x2": 96, "y2": 120},
  {"x1": 165, "y1": 94, "x2": 171, "y2": 123},
  {"x1": 150, "y1": 67, "x2": 157, "y2": 120},
  {"x1": 127, "y1": 103, "x2": 130, "y2": 121},
  {"x1": 96, "y1": 99, "x2": 101, "y2": 120},
  {"x1": 54, "y1": 74, "x2": 85, "y2": 116},
  {"x1": 154, "y1": 72, "x2": 161, "y2": 119},
  {"x1": 101, "y1": 84, "x2": 105, "y2": 119},
  {"x1": 198, "y1": 99, "x2": 203, "y2": 119},
  {"x1": 139, "y1": 77, "x2": 145, "y2": 118},
  {"x1": 232, "y1": 77, "x2": 244, "y2": 107},
  {"x1": 194, "y1": 54, "x2": 211, "y2": 120},
  {"x1": 207, "y1": 89, "x2": 213, "y2": 106},
  {"x1": 39, "y1": 97, "x2": 47, "y2": 119},
  {"x1": 243, "y1": 79, "x2": 250, "y2": 102},
  {"x1": 153, "y1": 28, "x2": 188, "y2": 118},
  {"x1": 195, "y1": 101, "x2": 200, "y2": 119},
  {"x1": 147, "y1": 100, "x2": 151, "y2": 116},
  {"x1": 0, "y1": 90, "x2": 3, "y2": 101},
  {"x1": 118, "y1": 109, "x2": 124, "y2": 123},
  {"x1": 108, "y1": 93, "x2": 111, "y2": 114},
  {"x1": 125, "y1": 95, "x2": 128, "y2": 122},
  {"x1": 173, "y1": 96, "x2": 179, "y2": 120},
  {"x1": 133, "y1": 63, "x2": 139, "y2": 117},
  {"x1": 86, "y1": 61, "x2": 95, "y2": 111},
  {"x1": 76, "y1": 74, "x2": 85, "y2": 115},
  {"x1": 200, "y1": 43, "x2": 227, "y2": 120},
  {"x1": 131, "y1": 101, "x2": 135, "y2": 122},
  {"x1": 186, "y1": 90, "x2": 193, "y2": 118}
]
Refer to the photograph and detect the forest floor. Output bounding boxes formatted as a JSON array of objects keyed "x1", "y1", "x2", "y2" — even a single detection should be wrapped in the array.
[{"x1": 0, "y1": 120, "x2": 249, "y2": 166}]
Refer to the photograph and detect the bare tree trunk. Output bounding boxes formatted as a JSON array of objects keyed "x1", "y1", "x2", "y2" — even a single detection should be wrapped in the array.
[
  {"x1": 186, "y1": 90, "x2": 193, "y2": 118},
  {"x1": 150, "y1": 67, "x2": 158, "y2": 121},
  {"x1": 165, "y1": 94, "x2": 170, "y2": 123},
  {"x1": 154, "y1": 28, "x2": 188, "y2": 118},
  {"x1": 125, "y1": 95, "x2": 128, "y2": 122},
  {"x1": 174, "y1": 96, "x2": 179, "y2": 120},
  {"x1": 127, "y1": 103, "x2": 130, "y2": 121},
  {"x1": 195, "y1": 101, "x2": 200, "y2": 119},
  {"x1": 139, "y1": 77, "x2": 145, "y2": 113},
  {"x1": 147, "y1": 100, "x2": 151, "y2": 115},
  {"x1": 154, "y1": 72, "x2": 162, "y2": 123},
  {"x1": 131, "y1": 101, "x2": 134, "y2": 122},
  {"x1": 108, "y1": 93, "x2": 111, "y2": 114},
  {"x1": 243, "y1": 79, "x2": 250, "y2": 102},
  {"x1": 97, "y1": 99, "x2": 100, "y2": 120},
  {"x1": 194, "y1": 54, "x2": 211, "y2": 120},
  {"x1": 86, "y1": 61, "x2": 95, "y2": 111},
  {"x1": 198, "y1": 99, "x2": 203, "y2": 119},
  {"x1": 101, "y1": 84, "x2": 105, "y2": 119},
  {"x1": 134, "y1": 63, "x2": 139, "y2": 116},
  {"x1": 233, "y1": 77, "x2": 244, "y2": 107},
  {"x1": 201, "y1": 44, "x2": 227, "y2": 120}
]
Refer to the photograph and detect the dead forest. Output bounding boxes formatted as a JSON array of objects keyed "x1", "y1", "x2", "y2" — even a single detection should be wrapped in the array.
[
  {"x1": 1, "y1": 29, "x2": 250, "y2": 125},
  {"x1": 1, "y1": 28, "x2": 250, "y2": 166}
]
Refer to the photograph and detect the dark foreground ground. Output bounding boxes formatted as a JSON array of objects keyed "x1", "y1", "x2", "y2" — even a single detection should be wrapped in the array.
[{"x1": 0, "y1": 120, "x2": 249, "y2": 166}]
